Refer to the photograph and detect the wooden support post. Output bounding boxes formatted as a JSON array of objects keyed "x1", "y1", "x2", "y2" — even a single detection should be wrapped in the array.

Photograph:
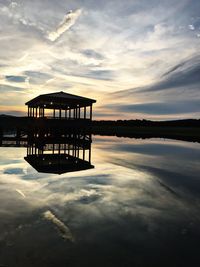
[
  {"x1": 76, "y1": 147, "x2": 79, "y2": 158},
  {"x1": 36, "y1": 108, "x2": 38, "y2": 118},
  {"x1": 59, "y1": 109, "x2": 61, "y2": 119},
  {"x1": 84, "y1": 106, "x2": 86, "y2": 119},
  {"x1": 53, "y1": 109, "x2": 55, "y2": 118},
  {"x1": 78, "y1": 107, "x2": 80, "y2": 119},
  {"x1": 69, "y1": 109, "x2": 71, "y2": 119},
  {"x1": 89, "y1": 146, "x2": 91, "y2": 163},
  {"x1": 65, "y1": 109, "x2": 67, "y2": 119},
  {"x1": 90, "y1": 105, "x2": 92, "y2": 120},
  {"x1": 68, "y1": 143, "x2": 70, "y2": 155},
  {"x1": 75, "y1": 145, "x2": 77, "y2": 158},
  {"x1": 0, "y1": 128, "x2": 3, "y2": 146},
  {"x1": 53, "y1": 143, "x2": 55, "y2": 154},
  {"x1": 64, "y1": 143, "x2": 66, "y2": 153}
]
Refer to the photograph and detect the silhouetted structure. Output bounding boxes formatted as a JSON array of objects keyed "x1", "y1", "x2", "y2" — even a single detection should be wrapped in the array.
[
  {"x1": 0, "y1": 128, "x2": 94, "y2": 174},
  {"x1": 26, "y1": 91, "x2": 96, "y2": 120},
  {"x1": 0, "y1": 129, "x2": 27, "y2": 147},
  {"x1": 25, "y1": 130, "x2": 94, "y2": 174}
]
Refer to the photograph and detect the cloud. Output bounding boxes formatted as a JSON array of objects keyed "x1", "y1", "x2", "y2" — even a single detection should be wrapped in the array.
[
  {"x1": 9, "y1": 2, "x2": 18, "y2": 9},
  {"x1": 0, "y1": 84, "x2": 24, "y2": 92},
  {"x1": 47, "y1": 9, "x2": 82, "y2": 42},
  {"x1": 110, "y1": 142, "x2": 200, "y2": 159},
  {"x1": 4, "y1": 168, "x2": 25, "y2": 174},
  {"x1": 112, "y1": 55, "x2": 200, "y2": 96},
  {"x1": 0, "y1": 0, "x2": 200, "y2": 119},
  {"x1": 140, "y1": 56, "x2": 200, "y2": 93},
  {"x1": 82, "y1": 49, "x2": 104, "y2": 60},
  {"x1": 103, "y1": 55, "x2": 200, "y2": 118},
  {"x1": 188, "y1": 24, "x2": 195, "y2": 30},
  {"x1": 5, "y1": 75, "x2": 27, "y2": 83},
  {"x1": 84, "y1": 70, "x2": 115, "y2": 81},
  {"x1": 23, "y1": 71, "x2": 53, "y2": 85},
  {"x1": 0, "y1": 135, "x2": 200, "y2": 265},
  {"x1": 103, "y1": 100, "x2": 200, "y2": 115},
  {"x1": 43, "y1": 210, "x2": 75, "y2": 241},
  {"x1": 162, "y1": 62, "x2": 187, "y2": 77},
  {"x1": 15, "y1": 189, "x2": 26, "y2": 198}
]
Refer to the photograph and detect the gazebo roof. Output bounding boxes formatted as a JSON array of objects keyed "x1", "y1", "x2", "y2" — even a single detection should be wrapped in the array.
[
  {"x1": 25, "y1": 91, "x2": 96, "y2": 108},
  {"x1": 24, "y1": 154, "x2": 94, "y2": 174}
]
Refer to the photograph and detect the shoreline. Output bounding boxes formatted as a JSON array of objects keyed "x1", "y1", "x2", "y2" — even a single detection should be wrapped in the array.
[{"x1": 0, "y1": 116, "x2": 200, "y2": 143}]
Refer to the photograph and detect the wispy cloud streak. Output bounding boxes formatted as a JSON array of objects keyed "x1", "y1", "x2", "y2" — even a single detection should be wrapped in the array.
[
  {"x1": 15, "y1": 189, "x2": 26, "y2": 198},
  {"x1": 47, "y1": 9, "x2": 82, "y2": 41},
  {"x1": 43, "y1": 210, "x2": 75, "y2": 242}
]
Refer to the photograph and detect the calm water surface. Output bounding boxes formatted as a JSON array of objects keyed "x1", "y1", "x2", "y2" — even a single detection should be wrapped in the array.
[{"x1": 0, "y1": 136, "x2": 200, "y2": 267}]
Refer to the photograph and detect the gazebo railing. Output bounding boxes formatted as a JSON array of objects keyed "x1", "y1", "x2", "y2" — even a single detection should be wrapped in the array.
[{"x1": 44, "y1": 116, "x2": 90, "y2": 120}]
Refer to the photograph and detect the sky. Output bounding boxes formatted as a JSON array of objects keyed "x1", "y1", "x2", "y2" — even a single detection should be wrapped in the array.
[{"x1": 0, "y1": 0, "x2": 200, "y2": 120}]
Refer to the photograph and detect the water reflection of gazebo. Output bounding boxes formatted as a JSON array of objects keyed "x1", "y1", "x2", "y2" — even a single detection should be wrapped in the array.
[
  {"x1": 24, "y1": 132, "x2": 94, "y2": 174},
  {"x1": 26, "y1": 91, "x2": 96, "y2": 120}
]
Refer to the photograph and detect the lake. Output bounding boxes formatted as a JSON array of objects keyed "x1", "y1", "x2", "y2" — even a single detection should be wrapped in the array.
[{"x1": 0, "y1": 135, "x2": 200, "y2": 267}]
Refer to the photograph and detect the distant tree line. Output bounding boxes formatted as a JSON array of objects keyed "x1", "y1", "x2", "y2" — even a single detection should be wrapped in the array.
[{"x1": 92, "y1": 119, "x2": 200, "y2": 127}]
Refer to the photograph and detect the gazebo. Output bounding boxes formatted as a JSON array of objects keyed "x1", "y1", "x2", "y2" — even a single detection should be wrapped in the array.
[
  {"x1": 26, "y1": 91, "x2": 96, "y2": 120},
  {"x1": 25, "y1": 131, "x2": 94, "y2": 174}
]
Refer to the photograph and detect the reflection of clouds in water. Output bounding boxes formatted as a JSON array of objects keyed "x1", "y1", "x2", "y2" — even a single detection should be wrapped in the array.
[
  {"x1": 0, "y1": 139, "x2": 200, "y2": 232},
  {"x1": 43, "y1": 210, "x2": 74, "y2": 242},
  {"x1": 4, "y1": 167, "x2": 25, "y2": 175},
  {"x1": 90, "y1": 138, "x2": 200, "y2": 221},
  {"x1": 0, "y1": 147, "x2": 25, "y2": 165},
  {"x1": 15, "y1": 189, "x2": 26, "y2": 198},
  {"x1": 93, "y1": 137, "x2": 200, "y2": 182},
  {"x1": 0, "y1": 138, "x2": 200, "y2": 266},
  {"x1": 59, "y1": 189, "x2": 101, "y2": 203}
]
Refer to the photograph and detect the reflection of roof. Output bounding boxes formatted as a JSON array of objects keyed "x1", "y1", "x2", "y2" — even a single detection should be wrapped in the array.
[
  {"x1": 24, "y1": 154, "x2": 94, "y2": 174},
  {"x1": 26, "y1": 91, "x2": 96, "y2": 108}
]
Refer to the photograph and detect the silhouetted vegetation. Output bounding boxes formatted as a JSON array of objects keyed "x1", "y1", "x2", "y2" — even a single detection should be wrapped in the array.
[
  {"x1": 92, "y1": 119, "x2": 200, "y2": 127},
  {"x1": 0, "y1": 115, "x2": 200, "y2": 143}
]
